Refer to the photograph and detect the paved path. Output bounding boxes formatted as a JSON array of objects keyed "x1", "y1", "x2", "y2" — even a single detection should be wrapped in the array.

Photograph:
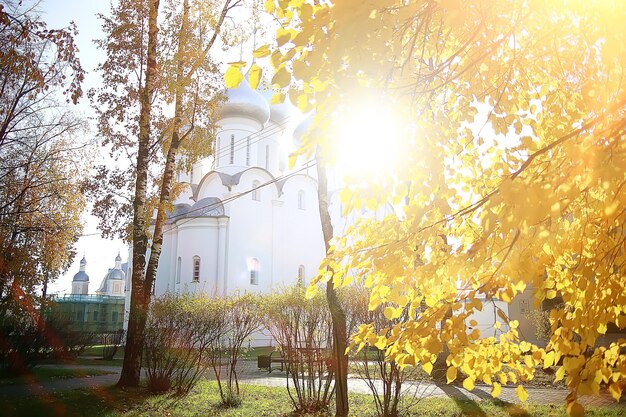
[{"x1": 0, "y1": 361, "x2": 621, "y2": 410}]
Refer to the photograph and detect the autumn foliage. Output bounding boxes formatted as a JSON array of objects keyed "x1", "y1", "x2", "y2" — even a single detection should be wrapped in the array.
[{"x1": 231, "y1": 0, "x2": 626, "y2": 413}]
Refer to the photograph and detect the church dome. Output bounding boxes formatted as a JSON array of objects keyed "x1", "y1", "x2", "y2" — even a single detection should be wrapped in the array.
[
  {"x1": 218, "y1": 79, "x2": 270, "y2": 126},
  {"x1": 260, "y1": 89, "x2": 298, "y2": 125},
  {"x1": 72, "y1": 255, "x2": 89, "y2": 282},
  {"x1": 72, "y1": 271, "x2": 89, "y2": 282},
  {"x1": 106, "y1": 269, "x2": 125, "y2": 280},
  {"x1": 293, "y1": 113, "x2": 314, "y2": 148}
]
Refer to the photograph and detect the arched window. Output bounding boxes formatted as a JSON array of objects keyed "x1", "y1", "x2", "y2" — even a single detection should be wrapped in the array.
[
  {"x1": 229, "y1": 134, "x2": 235, "y2": 164},
  {"x1": 249, "y1": 257, "x2": 259, "y2": 285},
  {"x1": 298, "y1": 190, "x2": 305, "y2": 210},
  {"x1": 265, "y1": 145, "x2": 270, "y2": 170},
  {"x1": 192, "y1": 256, "x2": 200, "y2": 282},
  {"x1": 298, "y1": 264, "x2": 305, "y2": 286},
  {"x1": 252, "y1": 180, "x2": 260, "y2": 201},
  {"x1": 176, "y1": 257, "x2": 181, "y2": 284}
]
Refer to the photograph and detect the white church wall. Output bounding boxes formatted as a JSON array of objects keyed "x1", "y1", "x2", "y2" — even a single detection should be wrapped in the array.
[
  {"x1": 278, "y1": 175, "x2": 325, "y2": 287},
  {"x1": 175, "y1": 218, "x2": 221, "y2": 296},
  {"x1": 224, "y1": 170, "x2": 278, "y2": 294}
]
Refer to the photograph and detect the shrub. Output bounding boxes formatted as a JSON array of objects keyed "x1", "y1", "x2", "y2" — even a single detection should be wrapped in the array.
[
  {"x1": 342, "y1": 285, "x2": 426, "y2": 417},
  {"x1": 208, "y1": 293, "x2": 262, "y2": 407},
  {"x1": 144, "y1": 294, "x2": 223, "y2": 395},
  {"x1": 264, "y1": 286, "x2": 335, "y2": 414},
  {"x1": 101, "y1": 330, "x2": 125, "y2": 360}
]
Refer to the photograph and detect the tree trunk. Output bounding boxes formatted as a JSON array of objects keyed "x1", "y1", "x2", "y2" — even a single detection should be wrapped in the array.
[
  {"x1": 315, "y1": 152, "x2": 349, "y2": 417},
  {"x1": 117, "y1": 0, "x2": 160, "y2": 388}
]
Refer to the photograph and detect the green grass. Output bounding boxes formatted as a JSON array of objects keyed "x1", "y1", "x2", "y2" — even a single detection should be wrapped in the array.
[
  {"x1": 1, "y1": 380, "x2": 622, "y2": 417},
  {"x1": 82, "y1": 345, "x2": 126, "y2": 358},
  {"x1": 0, "y1": 367, "x2": 115, "y2": 386}
]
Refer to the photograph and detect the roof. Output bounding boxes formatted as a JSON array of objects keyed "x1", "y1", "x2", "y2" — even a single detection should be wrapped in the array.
[{"x1": 72, "y1": 270, "x2": 89, "y2": 282}]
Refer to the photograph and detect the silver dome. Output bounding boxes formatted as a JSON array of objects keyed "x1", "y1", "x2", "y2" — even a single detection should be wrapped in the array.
[
  {"x1": 72, "y1": 271, "x2": 89, "y2": 282},
  {"x1": 218, "y1": 79, "x2": 270, "y2": 126}
]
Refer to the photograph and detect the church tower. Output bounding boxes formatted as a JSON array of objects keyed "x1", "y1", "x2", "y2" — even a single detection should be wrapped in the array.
[{"x1": 71, "y1": 255, "x2": 89, "y2": 295}]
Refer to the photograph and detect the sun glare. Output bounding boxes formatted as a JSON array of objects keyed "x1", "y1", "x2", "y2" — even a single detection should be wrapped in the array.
[{"x1": 332, "y1": 99, "x2": 405, "y2": 178}]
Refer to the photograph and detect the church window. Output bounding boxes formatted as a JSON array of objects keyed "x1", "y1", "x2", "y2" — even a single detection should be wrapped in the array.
[
  {"x1": 76, "y1": 311, "x2": 82, "y2": 321},
  {"x1": 298, "y1": 190, "x2": 305, "y2": 210},
  {"x1": 112, "y1": 311, "x2": 118, "y2": 323},
  {"x1": 250, "y1": 258, "x2": 259, "y2": 285},
  {"x1": 246, "y1": 138, "x2": 250, "y2": 166},
  {"x1": 252, "y1": 180, "x2": 260, "y2": 201},
  {"x1": 93, "y1": 311, "x2": 98, "y2": 321},
  {"x1": 230, "y1": 134, "x2": 235, "y2": 164},
  {"x1": 298, "y1": 264, "x2": 305, "y2": 286},
  {"x1": 192, "y1": 256, "x2": 200, "y2": 282},
  {"x1": 176, "y1": 257, "x2": 181, "y2": 284},
  {"x1": 265, "y1": 145, "x2": 270, "y2": 170}
]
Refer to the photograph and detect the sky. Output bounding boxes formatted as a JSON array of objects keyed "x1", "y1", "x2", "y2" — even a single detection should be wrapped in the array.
[
  {"x1": 40, "y1": 0, "x2": 127, "y2": 294},
  {"x1": 37, "y1": 0, "x2": 265, "y2": 294}
]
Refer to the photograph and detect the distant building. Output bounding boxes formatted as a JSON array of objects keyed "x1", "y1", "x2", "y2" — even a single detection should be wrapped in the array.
[{"x1": 49, "y1": 254, "x2": 126, "y2": 333}]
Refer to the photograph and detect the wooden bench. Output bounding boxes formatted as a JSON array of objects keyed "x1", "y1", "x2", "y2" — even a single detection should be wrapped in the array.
[{"x1": 257, "y1": 348, "x2": 333, "y2": 373}]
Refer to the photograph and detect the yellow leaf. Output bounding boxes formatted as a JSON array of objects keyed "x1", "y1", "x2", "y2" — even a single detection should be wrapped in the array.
[
  {"x1": 271, "y1": 92, "x2": 285, "y2": 104},
  {"x1": 566, "y1": 401, "x2": 585, "y2": 417},
  {"x1": 544, "y1": 351, "x2": 555, "y2": 368},
  {"x1": 253, "y1": 44, "x2": 271, "y2": 58},
  {"x1": 446, "y1": 366, "x2": 457, "y2": 383},
  {"x1": 276, "y1": 28, "x2": 292, "y2": 47},
  {"x1": 609, "y1": 382, "x2": 622, "y2": 401},
  {"x1": 492, "y1": 382, "x2": 502, "y2": 398},
  {"x1": 264, "y1": 0, "x2": 275, "y2": 13},
  {"x1": 422, "y1": 361, "x2": 433, "y2": 375},
  {"x1": 305, "y1": 284, "x2": 317, "y2": 299},
  {"x1": 272, "y1": 67, "x2": 291, "y2": 88},
  {"x1": 248, "y1": 64, "x2": 262, "y2": 90},
  {"x1": 463, "y1": 377, "x2": 475, "y2": 391},
  {"x1": 226, "y1": 60, "x2": 247, "y2": 68},
  {"x1": 224, "y1": 65, "x2": 243, "y2": 88},
  {"x1": 555, "y1": 366, "x2": 565, "y2": 382},
  {"x1": 516, "y1": 385, "x2": 528, "y2": 402}
]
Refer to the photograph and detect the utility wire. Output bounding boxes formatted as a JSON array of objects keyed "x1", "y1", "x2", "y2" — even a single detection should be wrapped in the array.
[{"x1": 169, "y1": 160, "x2": 317, "y2": 228}]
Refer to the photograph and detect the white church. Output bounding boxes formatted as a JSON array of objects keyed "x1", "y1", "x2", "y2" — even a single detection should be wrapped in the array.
[{"x1": 145, "y1": 80, "x2": 327, "y2": 299}]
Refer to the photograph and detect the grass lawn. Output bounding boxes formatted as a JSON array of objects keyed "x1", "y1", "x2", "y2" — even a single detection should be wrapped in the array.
[
  {"x1": 1, "y1": 380, "x2": 622, "y2": 417},
  {"x1": 0, "y1": 367, "x2": 115, "y2": 386}
]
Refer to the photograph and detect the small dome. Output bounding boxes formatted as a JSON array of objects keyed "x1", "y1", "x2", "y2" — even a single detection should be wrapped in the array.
[
  {"x1": 293, "y1": 113, "x2": 314, "y2": 148},
  {"x1": 115, "y1": 253, "x2": 121, "y2": 262},
  {"x1": 260, "y1": 88, "x2": 298, "y2": 125},
  {"x1": 107, "y1": 269, "x2": 125, "y2": 280},
  {"x1": 72, "y1": 271, "x2": 89, "y2": 282},
  {"x1": 218, "y1": 79, "x2": 270, "y2": 126}
]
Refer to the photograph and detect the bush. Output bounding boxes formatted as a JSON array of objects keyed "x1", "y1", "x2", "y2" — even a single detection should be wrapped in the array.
[
  {"x1": 0, "y1": 311, "x2": 90, "y2": 376},
  {"x1": 264, "y1": 286, "x2": 335, "y2": 414},
  {"x1": 342, "y1": 285, "x2": 426, "y2": 417},
  {"x1": 144, "y1": 294, "x2": 223, "y2": 395},
  {"x1": 207, "y1": 293, "x2": 262, "y2": 407},
  {"x1": 101, "y1": 330, "x2": 125, "y2": 360}
]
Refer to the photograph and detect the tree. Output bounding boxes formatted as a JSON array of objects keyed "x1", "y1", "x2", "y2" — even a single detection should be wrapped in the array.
[
  {"x1": 90, "y1": 0, "x2": 244, "y2": 387},
  {"x1": 240, "y1": 0, "x2": 626, "y2": 414},
  {"x1": 0, "y1": 2, "x2": 88, "y2": 374},
  {"x1": 0, "y1": 2, "x2": 86, "y2": 315}
]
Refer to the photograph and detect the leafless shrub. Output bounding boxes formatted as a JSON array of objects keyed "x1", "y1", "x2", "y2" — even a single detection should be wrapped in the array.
[
  {"x1": 264, "y1": 286, "x2": 335, "y2": 414},
  {"x1": 144, "y1": 293, "x2": 222, "y2": 395}
]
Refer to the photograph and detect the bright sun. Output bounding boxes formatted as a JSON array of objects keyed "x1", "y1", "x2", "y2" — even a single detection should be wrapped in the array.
[{"x1": 332, "y1": 98, "x2": 405, "y2": 178}]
